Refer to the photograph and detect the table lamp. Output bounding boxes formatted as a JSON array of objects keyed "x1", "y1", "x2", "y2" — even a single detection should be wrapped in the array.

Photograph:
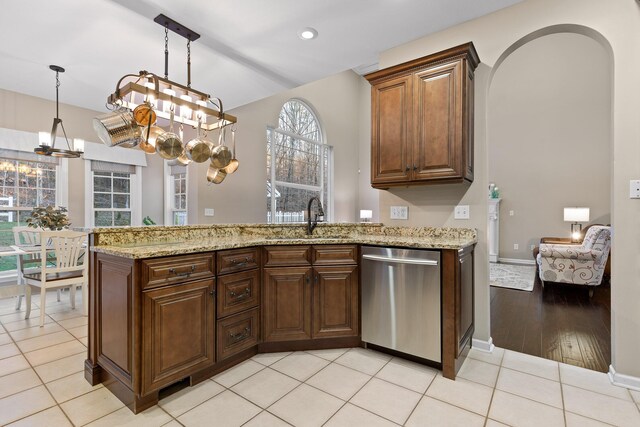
[
  {"x1": 360, "y1": 210, "x2": 373, "y2": 223},
  {"x1": 564, "y1": 207, "x2": 590, "y2": 242}
]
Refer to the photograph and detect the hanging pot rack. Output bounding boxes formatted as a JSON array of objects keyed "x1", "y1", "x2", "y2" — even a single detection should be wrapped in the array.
[{"x1": 107, "y1": 70, "x2": 236, "y2": 131}]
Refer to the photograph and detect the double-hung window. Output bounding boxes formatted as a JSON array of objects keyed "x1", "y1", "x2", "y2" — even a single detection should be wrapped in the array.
[
  {"x1": 0, "y1": 150, "x2": 61, "y2": 273},
  {"x1": 267, "y1": 99, "x2": 332, "y2": 223},
  {"x1": 165, "y1": 163, "x2": 188, "y2": 226},
  {"x1": 89, "y1": 161, "x2": 137, "y2": 227}
]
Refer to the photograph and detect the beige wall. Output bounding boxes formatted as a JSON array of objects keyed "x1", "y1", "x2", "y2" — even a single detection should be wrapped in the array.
[
  {"x1": 488, "y1": 32, "x2": 611, "y2": 260},
  {"x1": 194, "y1": 70, "x2": 364, "y2": 224},
  {"x1": 375, "y1": 0, "x2": 640, "y2": 378},
  {"x1": 0, "y1": 88, "x2": 167, "y2": 227}
]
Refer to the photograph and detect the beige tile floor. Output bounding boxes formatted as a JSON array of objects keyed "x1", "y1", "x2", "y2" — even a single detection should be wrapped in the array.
[{"x1": 1, "y1": 293, "x2": 640, "y2": 427}]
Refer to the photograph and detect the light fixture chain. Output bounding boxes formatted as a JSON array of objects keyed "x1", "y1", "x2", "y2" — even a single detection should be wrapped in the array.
[
  {"x1": 187, "y1": 40, "x2": 191, "y2": 88},
  {"x1": 164, "y1": 26, "x2": 169, "y2": 79}
]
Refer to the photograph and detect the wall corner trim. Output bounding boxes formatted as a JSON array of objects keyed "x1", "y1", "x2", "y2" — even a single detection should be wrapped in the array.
[
  {"x1": 608, "y1": 365, "x2": 640, "y2": 391},
  {"x1": 472, "y1": 337, "x2": 495, "y2": 353}
]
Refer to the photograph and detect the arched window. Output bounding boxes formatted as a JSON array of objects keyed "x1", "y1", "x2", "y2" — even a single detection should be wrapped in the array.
[{"x1": 267, "y1": 99, "x2": 332, "y2": 223}]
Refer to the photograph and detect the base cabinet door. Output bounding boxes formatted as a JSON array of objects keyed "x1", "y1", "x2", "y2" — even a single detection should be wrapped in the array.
[
  {"x1": 142, "y1": 279, "x2": 215, "y2": 394},
  {"x1": 263, "y1": 267, "x2": 312, "y2": 342},
  {"x1": 313, "y1": 265, "x2": 359, "y2": 338}
]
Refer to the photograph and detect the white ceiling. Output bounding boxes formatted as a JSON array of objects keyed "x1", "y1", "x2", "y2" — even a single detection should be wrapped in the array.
[{"x1": 0, "y1": 0, "x2": 520, "y2": 112}]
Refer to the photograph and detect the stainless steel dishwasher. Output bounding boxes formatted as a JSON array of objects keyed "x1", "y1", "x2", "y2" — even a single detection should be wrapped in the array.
[{"x1": 361, "y1": 246, "x2": 441, "y2": 362}]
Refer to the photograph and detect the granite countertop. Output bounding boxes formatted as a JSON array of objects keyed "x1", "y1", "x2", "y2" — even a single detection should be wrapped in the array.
[{"x1": 90, "y1": 223, "x2": 477, "y2": 259}]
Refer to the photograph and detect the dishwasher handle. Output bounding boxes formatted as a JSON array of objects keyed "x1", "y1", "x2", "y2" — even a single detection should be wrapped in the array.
[{"x1": 362, "y1": 253, "x2": 439, "y2": 266}]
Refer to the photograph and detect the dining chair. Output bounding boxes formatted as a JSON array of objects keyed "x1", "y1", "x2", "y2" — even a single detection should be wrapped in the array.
[
  {"x1": 12, "y1": 226, "x2": 61, "y2": 311},
  {"x1": 23, "y1": 230, "x2": 88, "y2": 327}
]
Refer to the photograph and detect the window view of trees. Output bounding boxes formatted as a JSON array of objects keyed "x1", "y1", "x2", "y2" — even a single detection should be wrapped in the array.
[
  {"x1": 267, "y1": 99, "x2": 331, "y2": 223},
  {"x1": 0, "y1": 160, "x2": 57, "y2": 271},
  {"x1": 93, "y1": 171, "x2": 132, "y2": 227}
]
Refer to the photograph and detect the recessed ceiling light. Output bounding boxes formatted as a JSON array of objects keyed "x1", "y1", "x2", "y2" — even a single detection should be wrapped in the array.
[{"x1": 298, "y1": 27, "x2": 318, "y2": 40}]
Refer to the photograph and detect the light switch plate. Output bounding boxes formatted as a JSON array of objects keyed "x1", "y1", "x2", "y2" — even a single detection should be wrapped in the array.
[
  {"x1": 204, "y1": 208, "x2": 214, "y2": 217},
  {"x1": 454, "y1": 205, "x2": 470, "y2": 220},
  {"x1": 630, "y1": 180, "x2": 640, "y2": 199},
  {"x1": 390, "y1": 206, "x2": 408, "y2": 220}
]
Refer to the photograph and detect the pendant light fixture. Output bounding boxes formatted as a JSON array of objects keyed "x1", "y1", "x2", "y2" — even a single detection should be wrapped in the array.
[
  {"x1": 94, "y1": 14, "x2": 238, "y2": 185},
  {"x1": 34, "y1": 65, "x2": 84, "y2": 158}
]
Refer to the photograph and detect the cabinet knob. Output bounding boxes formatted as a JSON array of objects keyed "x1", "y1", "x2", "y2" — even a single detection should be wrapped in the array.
[
  {"x1": 405, "y1": 166, "x2": 410, "y2": 172},
  {"x1": 413, "y1": 165, "x2": 418, "y2": 171}
]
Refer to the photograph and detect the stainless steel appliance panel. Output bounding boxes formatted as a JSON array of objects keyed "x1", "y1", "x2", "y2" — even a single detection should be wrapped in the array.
[{"x1": 361, "y1": 246, "x2": 441, "y2": 362}]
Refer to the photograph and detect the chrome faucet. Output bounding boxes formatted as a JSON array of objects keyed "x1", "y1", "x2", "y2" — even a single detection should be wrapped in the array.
[{"x1": 307, "y1": 197, "x2": 325, "y2": 235}]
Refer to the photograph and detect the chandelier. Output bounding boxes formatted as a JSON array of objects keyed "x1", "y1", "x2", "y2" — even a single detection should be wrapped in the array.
[
  {"x1": 34, "y1": 65, "x2": 84, "y2": 158},
  {"x1": 93, "y1": 14, "x2": 238, "y2": 184}
]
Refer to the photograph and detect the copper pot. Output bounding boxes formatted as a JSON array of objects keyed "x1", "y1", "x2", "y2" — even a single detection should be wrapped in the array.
[
  {"x1": 206, "y1": 163, "x2": 227, "y2": 184},
  {"x1": 210, "y1": 126, "x2": 232, "y2": 169},
  {"x1": 133, "y1": 102, "x2": 156, "y2": 126},
  {"x1": 185, "y1": 122, "x2": 212, "y2": 163},
  {"x1": 223, "y1": 128, "x2": 239, "y2": 174},
  {"x1": 155, "y1": 109, "x2": 183, "y2": 160},
  {"x1": 140, "y1": 125, "x2": 163, "y2": 154}
]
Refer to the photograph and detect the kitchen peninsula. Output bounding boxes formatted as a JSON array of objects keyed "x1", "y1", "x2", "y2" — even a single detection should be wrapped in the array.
[{"x1": 85, "y1": 223, "x2": 476, "y2": 413}]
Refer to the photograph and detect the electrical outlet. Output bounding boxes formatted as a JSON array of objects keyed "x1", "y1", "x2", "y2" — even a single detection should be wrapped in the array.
[
  {"x1": 530, "y1": 244, "x2": 536, "y2": 251},
  {"x1": 204, "y1": 208, "x2": 214, "y2": 217},
  {"x1": 509, "y1": 210, "x2": 514, "y2": 216},
  {"x1": 513, "y1": 243, "x2": 519, "y2": 250},
  {"x1": 390, "y1": 206, "x2": 408, "y2": 220},
  {"x1": 630, "y1": 180, "x2": 640, "y2": 199},
  {"x1": 454, "y1": 205, "x2": 470, "y2": 220}
]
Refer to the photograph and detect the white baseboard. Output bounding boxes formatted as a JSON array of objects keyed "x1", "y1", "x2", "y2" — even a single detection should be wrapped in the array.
[
  {"x1": 472, "y1": 337, "x2": 495, "y2": 353},
  {"x1": 497, "y1": 257, "x2": 536, "y2": 266},
  {"x1": 609, "y1": 365, "x2": 640, "y2": 391}
]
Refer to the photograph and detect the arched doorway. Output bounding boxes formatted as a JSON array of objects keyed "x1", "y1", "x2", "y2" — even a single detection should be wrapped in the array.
[{"x1": 487, "y1": 27, "x2": 613, "y2": 372}]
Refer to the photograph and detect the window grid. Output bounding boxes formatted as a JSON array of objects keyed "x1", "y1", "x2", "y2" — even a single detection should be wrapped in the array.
[
  {"x1": 267, "y1": 99, "x2": 331, "y2": 224},
  {"x1": 0, "y1": 159, "x2": 57, "y2": 272},
  {"x1": 93, "y1": 171, "x2": 132, "y2": 227},
  {"x1": 172, "y1": 173, "x2": 187, "y2": 226}
]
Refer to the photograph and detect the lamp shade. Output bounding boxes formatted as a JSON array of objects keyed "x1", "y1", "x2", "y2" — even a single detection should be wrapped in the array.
[
  {"x1": 564, "y1": 207, "x2": 590, "y2": 222},
  {"x1": 38, "y1": 131, "x2": 51, "y2": 147},
  {"x1": 360, "y1": 210, "x2": 373, "y2": 220}
]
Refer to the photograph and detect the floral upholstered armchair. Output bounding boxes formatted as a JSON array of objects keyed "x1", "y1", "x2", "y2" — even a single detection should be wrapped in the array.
[{"x1": 536, "y1": 225, "x2": 611, "y2": 297}]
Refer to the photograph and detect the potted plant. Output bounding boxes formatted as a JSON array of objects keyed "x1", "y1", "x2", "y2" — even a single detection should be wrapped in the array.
[{"x1": 26, "y1": 206, "x2": 71, "y2": 231}]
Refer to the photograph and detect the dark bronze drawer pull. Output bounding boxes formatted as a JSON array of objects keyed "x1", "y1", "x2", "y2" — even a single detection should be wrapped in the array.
[
  {"x1": 229, "y1": 287, "x2": 251, "y2": 299},
  {"x1": 229, "y1": 327, "x2": 250, "y2": 343},
  {"x1": 168, "y1": 265, "x2": 196, "y2": 277},
  {"x1": 230, "y1": 256, "x2": 254, "y2": 267}
]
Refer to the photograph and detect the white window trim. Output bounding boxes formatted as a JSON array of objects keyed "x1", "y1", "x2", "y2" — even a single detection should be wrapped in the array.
[
  {"x1": 84, "y1": 160, "x2": 142, "y2": 227},
  {"x1": 267, "y1": 126, "x2": 333, "y2": 223},
  {"x1": 163, "y1": 161, "x2": 188, "y2": 226},
  {"x1": 0, "y1": 128, "x2": 68, "y2": 280}
]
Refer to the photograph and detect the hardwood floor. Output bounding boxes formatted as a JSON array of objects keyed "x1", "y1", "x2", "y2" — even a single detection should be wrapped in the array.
[{"x1": 490, "y1": 272, "x2": 611, "y2": 372}]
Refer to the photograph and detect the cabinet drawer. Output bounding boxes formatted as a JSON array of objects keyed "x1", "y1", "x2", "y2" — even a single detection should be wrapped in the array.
[
  {"x1": 217, "y1": 269, "x2": 260, "y2": 318},
  {"x1": 312, "y1": 245, "x2": 358, "y2": 265},
  {"x1": 263, "y1": 246, "x2": 311, "y2": 267},
  {"x1": 141, "y1": 253, "x2": 215, "y2": 290},
  {"x1": 217, "y1": 308, "x2": 260, "y2": 361},
  {"x1": 217, "y1": 247, "x2": 260, "y2": 275}
]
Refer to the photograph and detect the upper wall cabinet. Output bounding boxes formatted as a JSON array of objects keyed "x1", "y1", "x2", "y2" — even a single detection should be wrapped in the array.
[{"x1": 366, "y1": 43, "x2": 479, "y2": 189}]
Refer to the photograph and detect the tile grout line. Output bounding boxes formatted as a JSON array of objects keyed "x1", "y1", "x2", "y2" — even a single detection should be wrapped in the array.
[
  {"x1": 0, "y1": 308, "x2": 76, "y2": 427},
  {"x1": 0, "y1": 295, "x2": 102, "y2": 426}
]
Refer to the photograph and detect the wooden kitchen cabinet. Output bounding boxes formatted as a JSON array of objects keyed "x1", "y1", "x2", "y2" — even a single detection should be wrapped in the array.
[
  {"x1": 215, "y1": 247, "x2": 261, "y2": 361},
  {"x1": 141, "y1": 279, "x2": 215, "y2": 395},
  {"x1": 262, "y1": 245, "x2": 359, "y2": 346},
  {"x1": 263, "y1": 266, "x2": 312, "y2": 342},
  {"x1": 442, "y1": 245, "x2": 475, "y2": 379},
  {"x1": 313, "y1": 265, "x2": 359, "y2": 338},
  {"x1": 366, "y1": 42, "x2": 479, "y2": 188}
]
